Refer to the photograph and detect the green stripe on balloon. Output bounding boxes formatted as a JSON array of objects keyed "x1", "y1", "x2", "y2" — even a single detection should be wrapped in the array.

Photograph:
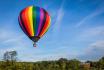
[{"x1": 33, "y1": 6, "x2": 36, "y2": 36}]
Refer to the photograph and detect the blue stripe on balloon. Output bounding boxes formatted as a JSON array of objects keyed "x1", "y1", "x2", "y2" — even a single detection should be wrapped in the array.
[{"x1": 35, "y1": 7, "x2": 41, "y2": 36}]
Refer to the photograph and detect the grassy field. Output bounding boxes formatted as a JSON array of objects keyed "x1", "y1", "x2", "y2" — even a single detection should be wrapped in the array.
[{"x1": 0, "y1": 57, "x2": 104, "y2": 70}]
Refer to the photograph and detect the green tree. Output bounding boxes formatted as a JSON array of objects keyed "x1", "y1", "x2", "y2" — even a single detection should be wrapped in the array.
[{"x1": 98, "y1": 57, "x2": 104, "y2": 69}]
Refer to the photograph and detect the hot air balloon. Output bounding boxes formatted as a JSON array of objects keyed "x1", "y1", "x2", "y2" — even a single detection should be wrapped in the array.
[{"x1": 18, "y1": 6, "x2": 51, "y2": 47}]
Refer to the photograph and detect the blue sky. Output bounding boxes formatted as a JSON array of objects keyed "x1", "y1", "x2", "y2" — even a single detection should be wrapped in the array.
[{"x1": 0, "y1": 0, "x2": 104, "y2": 61}]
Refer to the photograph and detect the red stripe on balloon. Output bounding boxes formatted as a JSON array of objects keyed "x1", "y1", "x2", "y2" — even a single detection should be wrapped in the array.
[
  {"x1": 20, "y1": 11, "x2": 30, "y2": 37},
  {"x1": 21, "y1": 8, "x2": 31, "y2": 36},
  {"x1": 39, "y1": 12, "x2": 50, "y2": 37}
]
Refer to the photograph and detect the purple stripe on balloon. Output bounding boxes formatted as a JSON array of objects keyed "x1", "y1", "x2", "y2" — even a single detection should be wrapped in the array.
[{"x1": 37, "y1": 8, "x2": 44, "y2": 36}]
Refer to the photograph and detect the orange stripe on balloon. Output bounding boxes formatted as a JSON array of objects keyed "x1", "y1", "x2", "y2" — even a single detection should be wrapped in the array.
[
  {"x1": 27, "y1": 6, "x2": 34, "y2": 36},
  {"x1": 39, "y1": 13, "x2": 51, "y2": 37},
  {"x1": 21, "y1": 8, "x2": 31, "y2": 36},
  {"x1": 25, "y1": 7, "x2": 33, "y2": 36}
]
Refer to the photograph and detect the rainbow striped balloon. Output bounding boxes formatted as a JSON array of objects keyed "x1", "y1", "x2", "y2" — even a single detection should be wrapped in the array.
[{"x1": 18, "y1": 6, "x2": 51, "y2": 43}]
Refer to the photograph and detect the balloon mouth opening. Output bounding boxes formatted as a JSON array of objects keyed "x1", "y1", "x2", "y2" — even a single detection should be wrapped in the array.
[{"x1": 30, "y1": 36, "x2": 40, "y2": 42}]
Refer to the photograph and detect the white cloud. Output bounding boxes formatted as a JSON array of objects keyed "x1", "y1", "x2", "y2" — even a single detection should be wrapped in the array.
[
  {"x1": 0, "y1": 29, "x2": 25, "y2": 45},
  {"x1": 74, "y1": 26, "x2": 104, "y2": 61},
  {"x1": 86, "y1": 40, "x2": 104, "y2": 53},
  {"x1": 75, "y1": 26, "x2": 104, "y2": 41},
  {"x1": 77, "y1": 40, "x2": 104, "y2": 61}
]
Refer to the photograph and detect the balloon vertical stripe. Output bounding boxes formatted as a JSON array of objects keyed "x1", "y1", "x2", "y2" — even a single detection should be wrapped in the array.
[
  {"x1": 21, "y1": 9, "x2": 31, "y2": 36},
  {"x1": 28, "y1": 6, "x2": 34, "y2": 36},
  {"x1": 37, "y1": 8, "x2": 44, "y2": 36},
  {"x1": 33, "y1": 6, "x2": 36, "y2": 36},
  {"x1": 24, "y1": 8, "x2": 32, "y2": 36},
  {"x1": 19, "y1": 16, "x2": 28, "y2": 36},
  {"x1": 35, "y1": 7, "x2": 40, "y2": 36},
  {"x1": 19, "y1": 13, "x2": 30, "y2": 37},
  {"x1": 38, "y1": 10, "x2": 46, "y2": 37}
]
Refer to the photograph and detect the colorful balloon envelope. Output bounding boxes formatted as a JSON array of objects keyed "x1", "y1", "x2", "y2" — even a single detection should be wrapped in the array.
[{"x1": 18, "y1": 6, "x2": 51, "y2": 47}]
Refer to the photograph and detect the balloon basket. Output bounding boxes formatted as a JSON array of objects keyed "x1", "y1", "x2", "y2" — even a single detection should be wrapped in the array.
[{"x1": 33, "y1": 43, "x2": 37, "y2": 47}]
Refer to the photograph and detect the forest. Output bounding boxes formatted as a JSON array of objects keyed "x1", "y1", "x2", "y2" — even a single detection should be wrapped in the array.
[{"x1": 0, "y1": 51, "x2": 104, "y2": 70}]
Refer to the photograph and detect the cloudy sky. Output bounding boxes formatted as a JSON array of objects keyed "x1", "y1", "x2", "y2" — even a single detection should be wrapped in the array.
[{"x1": 0, "y1": 0, "x2": 104, "y2": 61}]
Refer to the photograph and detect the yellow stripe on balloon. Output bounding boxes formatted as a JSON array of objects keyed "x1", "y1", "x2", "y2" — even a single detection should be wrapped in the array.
[{"x1": 28, "y1": 6, "x2": 34, "y2": 36}]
